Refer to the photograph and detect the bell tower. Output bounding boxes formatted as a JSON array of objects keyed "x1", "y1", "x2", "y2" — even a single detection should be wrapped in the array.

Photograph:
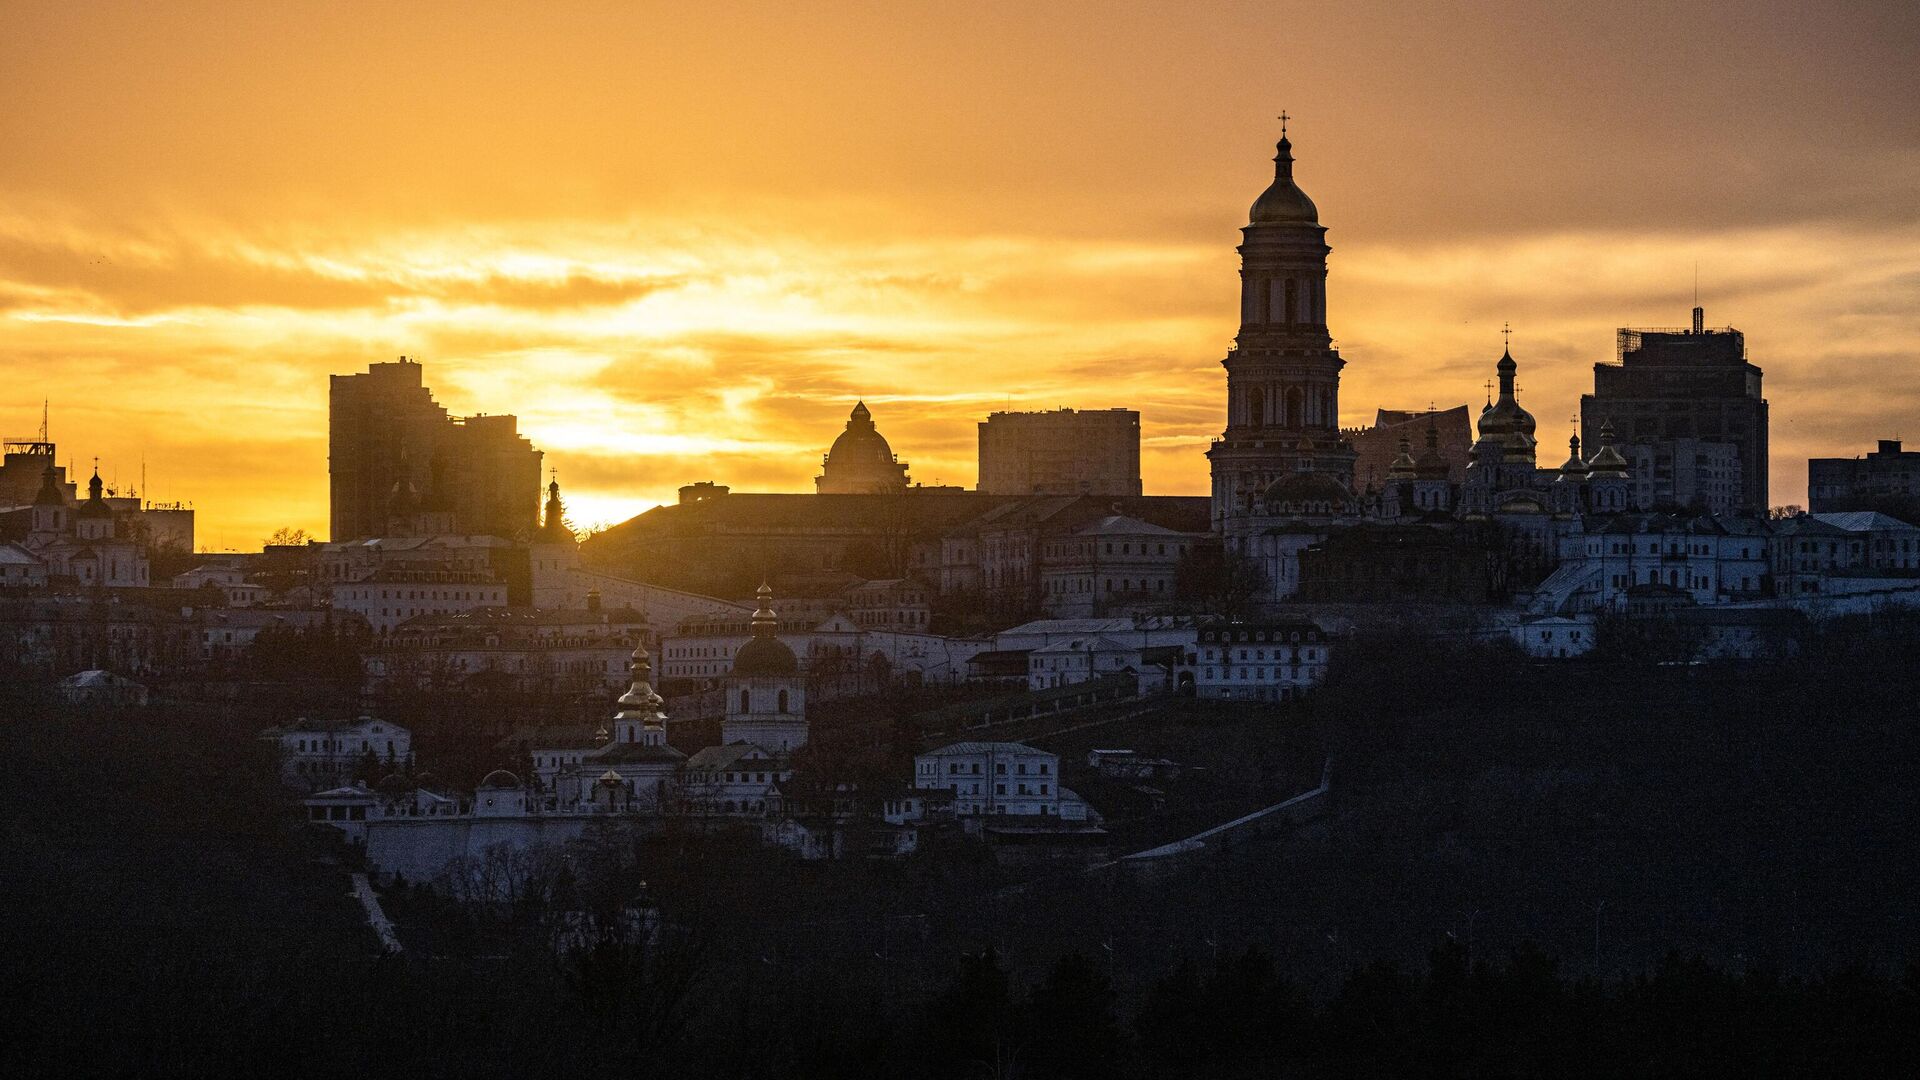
[{"x1": 1207, "y1": 121, "x2": 1357, "y2": 531}]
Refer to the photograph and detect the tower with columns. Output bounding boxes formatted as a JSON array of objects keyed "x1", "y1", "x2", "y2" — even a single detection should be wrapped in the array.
[{"x1": 1208, "y1": 122, "x2": 1357, "y2": 534}]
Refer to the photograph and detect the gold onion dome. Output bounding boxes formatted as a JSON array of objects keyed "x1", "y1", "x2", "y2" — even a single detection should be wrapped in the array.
[
  {"x1": 1556, "y1": 435, "x2": 1590, "y2": 480},
  {"x1": 1386, "y1": 435, "x2": 1418, "y2": 481},
  {"x1": 616, "y1": 640, "x2": 665, "y2": 714},
  {"x1": 1477, "y1": 348, "x2": 1537, "y2": 459},
  {"x1": 1249, "y1": 135, "x2": 1320, "y2": 226},
  {"x1": 1587, "y1": 420, "x2": 1631, "y2": 478}
]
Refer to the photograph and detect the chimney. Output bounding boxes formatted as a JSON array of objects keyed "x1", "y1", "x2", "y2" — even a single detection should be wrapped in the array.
[
  {"x1": 1692, "y1": 306, "x2": 1704, "y2": 333},
  {"x1": 1878, "y1": 440, "x2": 1902, "y2": 456}
]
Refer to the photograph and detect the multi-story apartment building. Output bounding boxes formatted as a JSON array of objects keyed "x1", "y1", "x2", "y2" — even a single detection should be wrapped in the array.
[
  {"x1": 977, "y1": 408, "x2": 1142, "y2": 497},
  {"x1": 1809, "y1": 440, "x2": 1920, "y2": 513},
  {"x1": 1580, "y1": 309, "x2": 1768, "y2": 513},
  {"x1": 329, "y1": 357, "x2": 542, "y2": 541},
  {"x1": 1193, "y1": 619, "x2": 1331, "y2": 702},
  {"x1": 913, "y1": 741, "x2": 1065, "y2": 817}
]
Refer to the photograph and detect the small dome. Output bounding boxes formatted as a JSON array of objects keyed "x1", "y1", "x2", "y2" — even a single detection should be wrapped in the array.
[
  {"x1": 1250, "y1": 137, "x2": 1320, "y2": 226},
  {"x1": 478, "y1": 768, "x2": 521, "y2": 789},
  {"x1": 76, "y1": 470, "x2": 112, "y2": 518},
  {"x1": 825, "y1": 401, "x2": 899, "y2": 469},
  {"x1": 732, "y1": 635, "x2": 799, "y2": 677},
  {"x1": 1556, "y1": 435, "x2": 1590, "y2": 481},
  {"x1": 1587, "y1": 420, "x2": 1631, "y2": 478},
  {"x1": 33, "y1": 467, "x2": 65, "y2": 507},
  {"x1": 1263, "y1": 471, "x2": 1358, "y2": 516},
  {"x1": 731, "y1": 582, "x2": 799, "y2": 677}
]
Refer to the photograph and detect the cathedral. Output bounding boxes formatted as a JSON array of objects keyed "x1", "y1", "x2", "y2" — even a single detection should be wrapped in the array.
[
  {"x1": 817, "y1": 401, "x2": 911, "y2": 494},
  {"x1": 1206, "y1": 128, "x2": 1657, "y2": 603}
]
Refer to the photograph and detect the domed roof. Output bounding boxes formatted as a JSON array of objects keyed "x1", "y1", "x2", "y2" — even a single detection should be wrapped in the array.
[
  {"x1": 1587, "y1": 420, "x2": 1631, "y2": 478},
  {"x1": 1385, "y1": 435, "x2": 1417, "y2": 482},
  {"x1": 826, "y1": 401, "x2": 899, "y2": 469},
  {"x1": 1250, "y1": 136, "x2": 1320, "y2": 226},
  {"x1": 33, "y1": 467, "x2": 65, "y2": 507},
  {"x1": 1262, "y1": 470, "x2": 1358, "y2": 516},
  {"x1": 1555, "y1": 435, "x2": 1589, "y2": 481},
  {"x1": 76, "y1": 470, "x2": 112, "y2": 518},
  {"x1": 478, "y1": 768, "x2": 521, "y2": 789},
  {"x1": 1476, "y1": 348, "x2": 1537, "y2": 461},
  {"x1": 731, "y1": 583, "x2": 799, "y2": 677}
]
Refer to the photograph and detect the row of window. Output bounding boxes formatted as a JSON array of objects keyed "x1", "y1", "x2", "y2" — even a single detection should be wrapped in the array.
[
  {"x1": 922, "y1": 759, "x2": 1052, "y2": 776},
  {"x1": 1204, "y1": 647, "x2": 1320, "y2": 662}
]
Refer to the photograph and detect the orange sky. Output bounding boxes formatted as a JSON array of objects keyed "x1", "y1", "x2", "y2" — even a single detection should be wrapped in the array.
[{"x1": 4, "y1": 1, "x2": 1918, "y2": 548}]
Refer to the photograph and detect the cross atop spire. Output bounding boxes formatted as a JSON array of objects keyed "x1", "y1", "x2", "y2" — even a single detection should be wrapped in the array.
[
  {"x1": 1278, "y1": 110, "x2": 1289, "y2": 137},
  {"x1": 1501, "y1": 321, "x2": 1512, "y2": 351}
]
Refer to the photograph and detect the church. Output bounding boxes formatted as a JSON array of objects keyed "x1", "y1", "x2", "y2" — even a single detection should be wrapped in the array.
[{"x1": 1205, "y1": 126, "x2": 1671, "y2": 605}]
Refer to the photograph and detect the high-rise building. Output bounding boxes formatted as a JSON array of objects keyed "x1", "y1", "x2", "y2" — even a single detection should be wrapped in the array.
[
  {"x1": 1809, "y1": 440, "x2": 1920, "y2": 514},
  {"x1": 1206, "y1": 127, "x2": 1356, "y2": 533},
  {"x1": 1580, "y1": 308, "x2": 1768, "y2": 513},
  {"x1": 977, "y1": 408, "x2": 1141, "y2": 496},
  {"x1": 328, "y1": 357, "x2": 543, "y2": 541},
  {"x1": 1622, "y1": 439, "x2": 1743, "y2": 515}
]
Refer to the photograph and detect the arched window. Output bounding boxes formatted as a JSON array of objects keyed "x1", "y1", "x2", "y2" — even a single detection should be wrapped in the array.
[
  {"x1": 1284, "y1": 279, "x2": 1298, "y2": 326},
  {"x1": 1286, "y1": 387, "x2": 1305, "y2": 428},
  {"x1": 777, "y1": 689, "x2": 789, "y2": 713},
  {"x1": 739, "y1": 689, "x2": 750, "y2": 713},
  {"x1": 1256, "y1": 278, "x2": 1271, "y2": 323}
]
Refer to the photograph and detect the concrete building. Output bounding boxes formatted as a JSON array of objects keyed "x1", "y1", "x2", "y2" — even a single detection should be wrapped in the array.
[
  {"x1": 816, "y1": 401, "x2": 910, "y2": 494},
  {"x1": 1809, "y1": 440, "x2": 1920, "y2": 514},
  {"x1": 977, "y1": 408, "x2": 1142, "y2": 497},
  {"x1": 1037, "y1": 515, "x2": 1207, "y2": 617},
  {"x1": 1512, "y1": 615, "x2": 1595, "y2": 658},
  {"x1": 1581, "y1": 310, "x2": 1768, "y2": 513},
  {"x1": 329, "y1": 357, "x2": 543, "y2": 541},
  {"x1": 914, "y1": 741, "x2": 1081, "y2": 818},
  {"x1": 330, "y1": 568, "x2": 510, "y2": 632},
  {"x1": 1527, "y1": 514, "x2": 1771, "y2": 614},
  {"x1": 1621, "y1": 438, "x2": 1743, "y2": 515},
  {"x1": 264, "y1": 716, "x2": 412, "y2": 791},
  {"x1": 363, "y1": 603, "x2": 647, "y2": 697},
  {"x1": 1193, "y1": 619, "x2": 1331, "y2": 701}
]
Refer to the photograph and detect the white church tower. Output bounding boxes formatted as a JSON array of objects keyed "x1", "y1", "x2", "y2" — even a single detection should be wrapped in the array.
[{"x1": 721, "y1": 584, "x2": 808, "y2": 753}]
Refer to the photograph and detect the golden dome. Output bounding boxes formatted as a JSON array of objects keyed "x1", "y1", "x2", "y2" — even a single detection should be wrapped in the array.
[{"x1": 1249, "y1": 136, "x2": 1320, "y2": 226}]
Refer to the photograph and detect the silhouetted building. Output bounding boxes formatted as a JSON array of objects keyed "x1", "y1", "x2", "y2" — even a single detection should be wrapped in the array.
[
  {"x1": 816, "y1": 401, "x2": 910, "y2": 494},
  {"x1": 1580, "y1": 309, "x2": 1768, "y2": 513},
  {"x1": 1622, "y1": 438, "x2": 1742, "y2": 514},
  {"x1": 978, "y1": 408, "x2": 1142, "y2": 496},
  {"x1": 1207, "y1": 127, "x2": 1358, "y2": 535},
  {"x1": 1809, "y1": 440, "x2": 1920, "y2": 514},
  {"x1": 0, "y1": 436, "x2": 71, "y2": 509},
  {"x1": 329, "y1": 357, "x2": 543, "y2": 541},
  {"x1": 1346, "y1": 406, "x2": 1472, "y2": 494}
]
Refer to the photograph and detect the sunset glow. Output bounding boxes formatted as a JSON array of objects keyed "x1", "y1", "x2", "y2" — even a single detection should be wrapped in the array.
[{"x1": 5, "y1": 2, "x2": 1917, "y2": 547}]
